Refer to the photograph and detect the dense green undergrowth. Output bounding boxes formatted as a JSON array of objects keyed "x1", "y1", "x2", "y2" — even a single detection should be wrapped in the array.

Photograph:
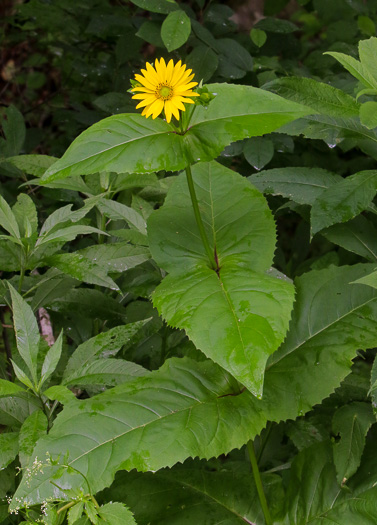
[{"x1": 2, "y1": 1, "x2": 377, "y2": 524}]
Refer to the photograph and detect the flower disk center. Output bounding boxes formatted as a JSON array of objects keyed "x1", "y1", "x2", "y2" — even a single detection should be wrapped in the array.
[{"x1": 158, "y1": 85, "x2": 173, "y2": 100}]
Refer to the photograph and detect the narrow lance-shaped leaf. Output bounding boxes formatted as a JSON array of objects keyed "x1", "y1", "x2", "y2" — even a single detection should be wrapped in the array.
[
  {"x1": 41, "y1": 84, "x2": 314, "y2": 182},
  {"x1": 39, "y1": 331, "x2": 63, "y2": 390},
  {"x1": 0, "y1": 194, "x2": 20, "y2": 240},
  {"x1": 332, "y1": 402, "x2": 375, "y2": 485},
  {"x1": 0, "y1": 379, "x2": 25, "y2": 397},
  {"x1": 9, "y1": 284, "x2": 40, "y2": 384}
]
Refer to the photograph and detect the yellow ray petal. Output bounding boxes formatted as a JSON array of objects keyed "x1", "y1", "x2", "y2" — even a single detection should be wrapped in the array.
[
  {"x1": 155, "y1": 57, "x2": 167, "y2": 82},
  {"x1": 171, "y1": 98, "x2": 185, "y2": 111},
  {"x1": 145, "y1": 98, "x2": 163, "y2": 119},
  {"x1": 173, "y1": 68, "x2": 193, "y2": 86},
  {"x1": 131, "y1": 86, "x2": 155, "y2": 94},
  {"x1": 152, "y1": 98, "x2": 164, "y2": 119},
  {"x1": 175, "y1": 82, "x2": 198, "y2": 92},
  {"x1": 165, "y1": 59, "x2": 175, "y2": 84},
  {"x1": 164, "y1": 100, "x2": 173, "y2": 123},
  {"x1": 171, "y1": 103, "x2": 180, "y2": 121},
  {"x1": 171, "y1": 61, "x2": 186, "y2": 85},
  {"x1": 145, "y1": 62, "x2": 160, "y2": 84},
  {"x1": 134, "y1": 74, "x2": 156, "y2": 91},
  {"x1": 132, "y1": 93, "x2": 156, "y2": 100},
  {"x1": 136, "y1": 95, "x2": 157, "y2": 108}
]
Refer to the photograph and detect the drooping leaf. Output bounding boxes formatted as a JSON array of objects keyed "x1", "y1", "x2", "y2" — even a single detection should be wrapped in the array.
[
  {"x1": 46, "y1": 288, "x2": 127, "y2": 321},
  {"x1": 35, "y1": 225, "x2": 107, "y2": 247},
  {"x1": 44, "y1": 253, "x2": 120, "y2": 291},
  {"x1": 18, "y1": 410, "x2": 48, "y2": 468},
  {"x1": 103, "y1": 461, "x2": 283, "y2": 525},
  {"x1": 161, "y1": 10, "x2": 191, "y2": 52},
  {"x1": 41, "y1": 84, "x2": 314, "y2": 182},
  {"x1": 39, "y1": 197, "x2": 102, "y2": 236},
  {"x1": 63, "y1": 358, "x2": 148, "y2": 388},
  {"x1": 311, "y1": 170, "x2": 377, "y2": 235},
  {"x1": 0, "y1": 432, "x2": 19, "y2": 469},
  {"x1": 0, "y1": 194, "x2": 21, "y2": 240},
  {"x1": 75, "y1": 243, "x2": 150, "y2": 273},
  {"x1": 249, "y1": 167, "x2": 342, "y2": 205},
  {"x1": 97, "y1": 199, "x2": 147, "y2": 235},
  {"x1": 148, "y1": 161, "x2": 295, "y2": 396},
  {"x1": 9, "y1": 284, "x2": 40, "y2": 384},
  {"x1": 265, "y1": 76, "x2": 360, "y2": 118},
  {"x1": 322, "y1": 215, "x2": 377, "y2": 262},
  {"x1": 332, "y1": 402, "x2": 375, "y2": 485},
  {"x1": 30, "y1": 269, "x2": 79, "y2": 311},
  {"x1": 63, "y1": 321, "x2": 150, "y2": 380},
  {"x1": 0, "y1": 379, "x2": 25, "y2": 397},
  {"x1": 6, "y1": 155, "x2": 58, "y2": 177}
]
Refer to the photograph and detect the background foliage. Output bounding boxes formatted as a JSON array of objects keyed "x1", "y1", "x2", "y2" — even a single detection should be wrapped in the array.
[{"x1": 2, "y1": 0, "x2": 377, "y2": 524}]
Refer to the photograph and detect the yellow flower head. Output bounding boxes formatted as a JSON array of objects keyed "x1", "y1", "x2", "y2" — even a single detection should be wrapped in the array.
[{"x1": 131, "y1": 58, "x2": 200, "y2": 123}]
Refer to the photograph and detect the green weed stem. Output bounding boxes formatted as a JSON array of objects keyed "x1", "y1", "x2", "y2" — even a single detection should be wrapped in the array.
[
  {"x1": 247, "y1": 439, "x2": 273, "y2": 525},
  {"x1": 185, "y1": 165, "x2": 217, "y2": 270}
]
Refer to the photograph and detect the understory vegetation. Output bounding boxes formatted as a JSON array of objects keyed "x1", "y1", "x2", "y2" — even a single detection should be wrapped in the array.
[{"x1": 2, "y1": 0, "x2": 377, "y2": 523}]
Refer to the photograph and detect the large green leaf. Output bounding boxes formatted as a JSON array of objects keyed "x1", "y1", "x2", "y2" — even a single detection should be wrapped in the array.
[
  {"x1": 13, "y1": 264, "x2": 377, "y2": 508},
  {"x1": 103, "y1": 460, "x2": 283, "y2": 525},
  {"x1": 310, "y1": 170, "x2": 377, "y2": 235},
  {"x1": 148, "y1": 161, "x2": 294, "y2": 396},
  {"x1": 153, "y1": 266, "x2": 294, "y2": 397},
  {"x1": 10, "y1": 358, "x2": 267, "y2": 507},
  {"x1": 278, "y1": 441, "x2": 377, "y2": 524},
  {"x1": 40, "y1": 84, "x2": 314, "y2": 182}
]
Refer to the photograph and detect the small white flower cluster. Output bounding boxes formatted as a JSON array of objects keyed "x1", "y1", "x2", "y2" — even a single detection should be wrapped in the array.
[{"x1": 24, "y1": 456, "x2": 45, "y2": 487}]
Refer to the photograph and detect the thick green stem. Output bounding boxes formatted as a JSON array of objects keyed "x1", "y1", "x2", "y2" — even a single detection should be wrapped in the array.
[
  {"x1": 185, "y1": 165, "x2": 217, "y2": 270},
  {"x1": 247, "y1": 440, "x2": 273, "y2": 525}
]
